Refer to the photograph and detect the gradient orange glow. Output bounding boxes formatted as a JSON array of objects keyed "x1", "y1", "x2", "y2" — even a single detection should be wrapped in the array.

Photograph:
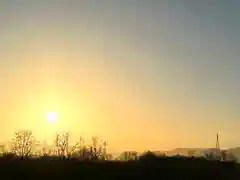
[{"x1": 0, "y1": 1, "x2": 239, "y2": 154}]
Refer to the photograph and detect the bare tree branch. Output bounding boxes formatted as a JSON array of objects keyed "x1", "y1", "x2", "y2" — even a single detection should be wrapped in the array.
[{"x1": 12, "y1": 130, "x2": 36, "y2": 158}]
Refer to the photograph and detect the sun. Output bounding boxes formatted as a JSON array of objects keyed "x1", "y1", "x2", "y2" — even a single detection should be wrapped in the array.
[{"x1": 47, "y1": 112, "x2": 58, "y2": 123}]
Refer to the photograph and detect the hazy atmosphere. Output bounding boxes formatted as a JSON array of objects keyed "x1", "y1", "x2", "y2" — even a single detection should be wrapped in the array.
[{"x1": 0, "y1": 0, "x2": 239, "y2": 153}]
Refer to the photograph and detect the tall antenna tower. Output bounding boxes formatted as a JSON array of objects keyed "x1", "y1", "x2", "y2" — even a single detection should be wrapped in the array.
[{"x1": 216, "y1": 132, "x2": 220, "y2": 149}]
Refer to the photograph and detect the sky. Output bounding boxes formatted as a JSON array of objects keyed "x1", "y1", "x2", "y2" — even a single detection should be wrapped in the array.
[{"x1": 0, "y1": 0, "x2": 239, "y2": 153}]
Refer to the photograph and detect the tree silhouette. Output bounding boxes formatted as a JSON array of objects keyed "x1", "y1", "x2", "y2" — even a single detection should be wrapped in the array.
[
  {"x1": 71, "y1": 136, "x2": 108, "y2": 160},
  {"x1": 222, "y1": 151, "x2": 238, "y2": 162},
  {"x1": 105, "y1": 153, "x2": 113, "y2": 160},
  {"x1": 55, "y1": 132, "x2": 69, "y2": 158},
  {"x1": 139, "y1": 151, "x2": 158, "y2": 161},
  {"x1": 67, "y1": 136, "x2": 84, "y2": 159},
  {"x1": 0, "y1": 144, "x2": 5, "y2": 154},
  {"x1": 118, "y1": 151, "x2": 138, "y2": 161},
  {"x1": 203, "y1": 150, "x2": 237, "y2": 162},
  {"x1": 87, "y1": 136, "x2": 105, "y2": 160},
  {"x1": 11, "y1": 130, "x2": 36, "y2": 158},
  {"x1": 53, "y1": 133, "x2": 109, "y2": 160},
  {"x1": 204, "y1": 152, "x2": 218, "y2": 161}
]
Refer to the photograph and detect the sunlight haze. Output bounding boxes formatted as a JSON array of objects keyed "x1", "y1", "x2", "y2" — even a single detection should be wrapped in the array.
[{"x1": 0, "y1": 0, "x2": 239, "y2": 153}]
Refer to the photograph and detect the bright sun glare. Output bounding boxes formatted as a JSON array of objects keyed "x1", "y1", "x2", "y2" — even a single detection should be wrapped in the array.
[{"x1": 47, "y1": 112, "x2": 58, "y2": 123}]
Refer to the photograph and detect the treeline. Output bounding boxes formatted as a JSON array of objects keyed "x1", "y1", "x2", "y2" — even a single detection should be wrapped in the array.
[
  {"x1": 0, "y1": 130, "x2": 239, "y2": 179},
  {"x1": 0, "y1": 130, "x2": 238, "y2": 163}
]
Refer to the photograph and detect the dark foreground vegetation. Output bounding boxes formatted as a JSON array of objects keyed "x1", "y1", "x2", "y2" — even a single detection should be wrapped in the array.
[
  {"x1": 0, "y1": 130, "x2": 239, "y2": 179},
  {"x1": 0, "y1": 156, "x2": 239, "y2": 179}
]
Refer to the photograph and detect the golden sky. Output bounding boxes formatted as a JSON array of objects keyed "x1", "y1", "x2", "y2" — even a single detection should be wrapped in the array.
[{"x1": 0, "y1": 1, "x2": 239, "y2": 153}]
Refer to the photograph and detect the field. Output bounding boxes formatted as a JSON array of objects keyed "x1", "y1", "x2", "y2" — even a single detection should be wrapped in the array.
[{"x1": 0, "y1": 156, "x2": 239, "y2": 179}]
